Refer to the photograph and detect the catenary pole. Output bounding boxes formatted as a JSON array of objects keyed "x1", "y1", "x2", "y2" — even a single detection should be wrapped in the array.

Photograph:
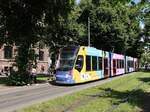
[{"x1": 88, "y1": 17, "x2": 90, "y2": 46}]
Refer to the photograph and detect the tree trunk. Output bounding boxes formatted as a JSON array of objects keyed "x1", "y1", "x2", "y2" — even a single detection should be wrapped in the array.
[{"x1": 15, "y1": 42, "x2": 31, "y2": 85}]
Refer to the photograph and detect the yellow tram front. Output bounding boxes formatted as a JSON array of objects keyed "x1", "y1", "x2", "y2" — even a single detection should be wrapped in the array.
[
  {"x1": 55, "y1": 46, "x2": 106, "y2": 84},
  {"x1": 55, "y1": 46, "x2": 81, "y2": 84}
]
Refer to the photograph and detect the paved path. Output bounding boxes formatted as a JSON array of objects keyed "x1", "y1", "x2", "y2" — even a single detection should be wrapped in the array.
[{"x1": 0, "y1": 73, "x2": 134, "y2": 112}]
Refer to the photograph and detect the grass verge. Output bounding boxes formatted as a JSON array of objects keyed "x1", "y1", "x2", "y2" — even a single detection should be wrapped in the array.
[{"x1": 18, "y1": 72, "x2": 150, "y2": 112}]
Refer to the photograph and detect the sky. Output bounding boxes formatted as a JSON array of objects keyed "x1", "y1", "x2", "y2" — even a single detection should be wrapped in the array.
[
  {"x1": 134, "y1": 0, "x2": 141, "y2": 4},
  {"x1": 76, "y1": 0, "x2": 80, "y2": 4}
]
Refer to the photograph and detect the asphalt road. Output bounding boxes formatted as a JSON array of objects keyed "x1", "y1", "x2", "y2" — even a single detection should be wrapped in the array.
[{"x1": 0, "y1": 73, "x2": 133, "y2": 112}]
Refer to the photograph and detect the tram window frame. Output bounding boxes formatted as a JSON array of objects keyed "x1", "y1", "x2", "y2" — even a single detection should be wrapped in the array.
[
  {"x1": 98, "y1": 57, "x2": 102, "y2": 70},
  {"x1": 86, "y1": 55, "x2": 91, "y2": 71},
  {"x1": 75, "y1": 55, "x2": 84, "y2": 72},
  {"x1": 92, "y1": 56, "x2": 97, "y2": 71}
]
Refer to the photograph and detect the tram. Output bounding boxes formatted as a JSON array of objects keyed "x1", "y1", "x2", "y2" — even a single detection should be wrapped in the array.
[{"x1": 55, "y1": 46, "x2": 138, "y2": 84}]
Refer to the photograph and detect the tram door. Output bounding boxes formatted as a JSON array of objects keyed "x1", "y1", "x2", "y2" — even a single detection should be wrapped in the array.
[
  {"x1": 104, "y1": 58, "x2": 109, "y2": 78},
  {"x1": 113, "y1": 59, "x2": 116, "y2": 76}
]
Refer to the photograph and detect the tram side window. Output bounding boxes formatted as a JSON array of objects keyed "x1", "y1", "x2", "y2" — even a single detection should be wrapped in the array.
[
  {"x1": 128, "y1": 61, "x2": 130, "y2": 67},
  {"x1": 122, "y1": 60, "x2": 124, "y2": 68},
  {"x1": 129, "y1": 61, "x2": 131, "y2": 67},
  {"x1": 104, "y1": 58, "x2": 108, "y2": 68},
  {"x1": 117, "y1": 60, "x2": 120, "y2": 68},
  {"x1": 75, "y1": 55, "x2": 84, "y2": 72},
  {"x1": 120, "y1": 60, "x2": 124, "y2": 68},
  {"x1": 131, "y1": 61, "x2": 134, "y2": 67},
  {"x1": 120, "y1": 60, "x2": 122, "y2": 68},
  {"x1": 98, "y1": 57, "x2": 102, "y2": 70},
  {"x1": 128, "y1": 61, "x2": 134, "y2": 67},
  {"x1": 86, "y1": 56, "x2": 91, "y2": 71},
  {"x1": 92, "y1": 56, "x2": 97, "y2": 71}
]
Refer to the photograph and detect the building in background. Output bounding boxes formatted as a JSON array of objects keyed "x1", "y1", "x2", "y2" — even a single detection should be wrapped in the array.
[{"x1": 0, "y1": 43, "x2": 49, "y2": 75}]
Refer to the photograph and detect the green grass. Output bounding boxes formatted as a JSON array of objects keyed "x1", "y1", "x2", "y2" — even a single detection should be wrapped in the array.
[
  {"x1": 37, "y1": 76, "x2": 48, "y2": 81},
  {"x1": 36, "y1": 75, "x2": 49, "y2": 83},
  {"x1": 18, "y1": 72, "x2": 150, "y2": 112}
]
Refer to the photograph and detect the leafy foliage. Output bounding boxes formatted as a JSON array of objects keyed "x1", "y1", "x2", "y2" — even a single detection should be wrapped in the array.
[
  {"x1": 0, "y1": 0, "x2": 75, "y2": 85},
  {"x1": 0, "y1": 0, "x2": 149, "y2": 85},
  {"x1": 140, "y1": 49, "x2": 150, "y2": 66},
  {"x1": 8, "y1": 71, "x2": 29, "y2": 86},
  {"x1": 77, "y1": 0, "x2": 145, "y2": 57}
]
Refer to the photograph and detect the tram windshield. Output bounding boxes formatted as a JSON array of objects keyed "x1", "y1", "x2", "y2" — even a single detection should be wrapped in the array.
[{"x1": 57, "y1": 46, "x2": 79, "y2": 71}]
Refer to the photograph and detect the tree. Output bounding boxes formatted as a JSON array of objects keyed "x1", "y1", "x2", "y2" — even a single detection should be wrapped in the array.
[
  {"x1": 44, "y1": 3, "x2": 86, "y2": 59},
  {"x1": 78, "y1": 0, "x2": 140, "y2": 56},
  {"x1": 140, "y1": 44, "x2": 150, "y2": 68},
  {"x1": 139, "y1": 1, "x2": 150, "y2": 67},
  {"x1": 0, "y1": 0, "x2": 75, "y2": 85}
]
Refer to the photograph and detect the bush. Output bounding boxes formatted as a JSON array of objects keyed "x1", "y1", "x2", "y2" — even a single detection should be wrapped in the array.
[{"x1": 8, "y1": 71, "x2": 29, "y2": 86}]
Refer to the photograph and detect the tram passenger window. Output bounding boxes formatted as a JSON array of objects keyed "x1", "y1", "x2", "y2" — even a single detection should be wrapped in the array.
[
  {"x1": 113, "y1": 59, "x2": 116, "y2": 68},
  {"x1": 98, "y1": 57, "x2": 102, "y2": 70},
  {"x1": 128, "y1": 61, "x2": 133, "y2": 67},
  {"x1": 119, "y1": 60, "x2": 121, "y2": 68},
  {"x1": 131, "y1": 61, "x2": 133, "y2": 67},
  {"x1": 117, "y1": 60, "x2": 120, "y2": 68},
  {"x1": 129, "y1": 61, "x2": 130, "y2": 67},
  {"x1": 75, "y1": 55, "x2": 84, "y2": 72},
  {"x1": 128, "y1": 61, "x2": 130, "y2": 67},
  {"x1": 117, "y1": 60, "x2": 118, "y2": 68},
  {"x1": 120, "y1": 60, "x2": 122, "y2": 68},
  {"x1": 86, "y1": 56, "x2": 91, "y2": 71},
  {"x1": 120, "y1": 60, "x2": 121, "y2": 68},
  {"x1": 122, "y1": 60, "x2": 124, "y2": 68},
  {"x1": 92, "y1": 56, "x2": 97, "y2": 71}
]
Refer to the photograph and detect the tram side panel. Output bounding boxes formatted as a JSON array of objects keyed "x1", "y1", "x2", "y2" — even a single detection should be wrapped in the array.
[
  {"x1": 73, "y1": 46, "x2": 105, "y2": 83},
  {"x1": 110, "y1": 53, "x2": 125, "y2": 76}
]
